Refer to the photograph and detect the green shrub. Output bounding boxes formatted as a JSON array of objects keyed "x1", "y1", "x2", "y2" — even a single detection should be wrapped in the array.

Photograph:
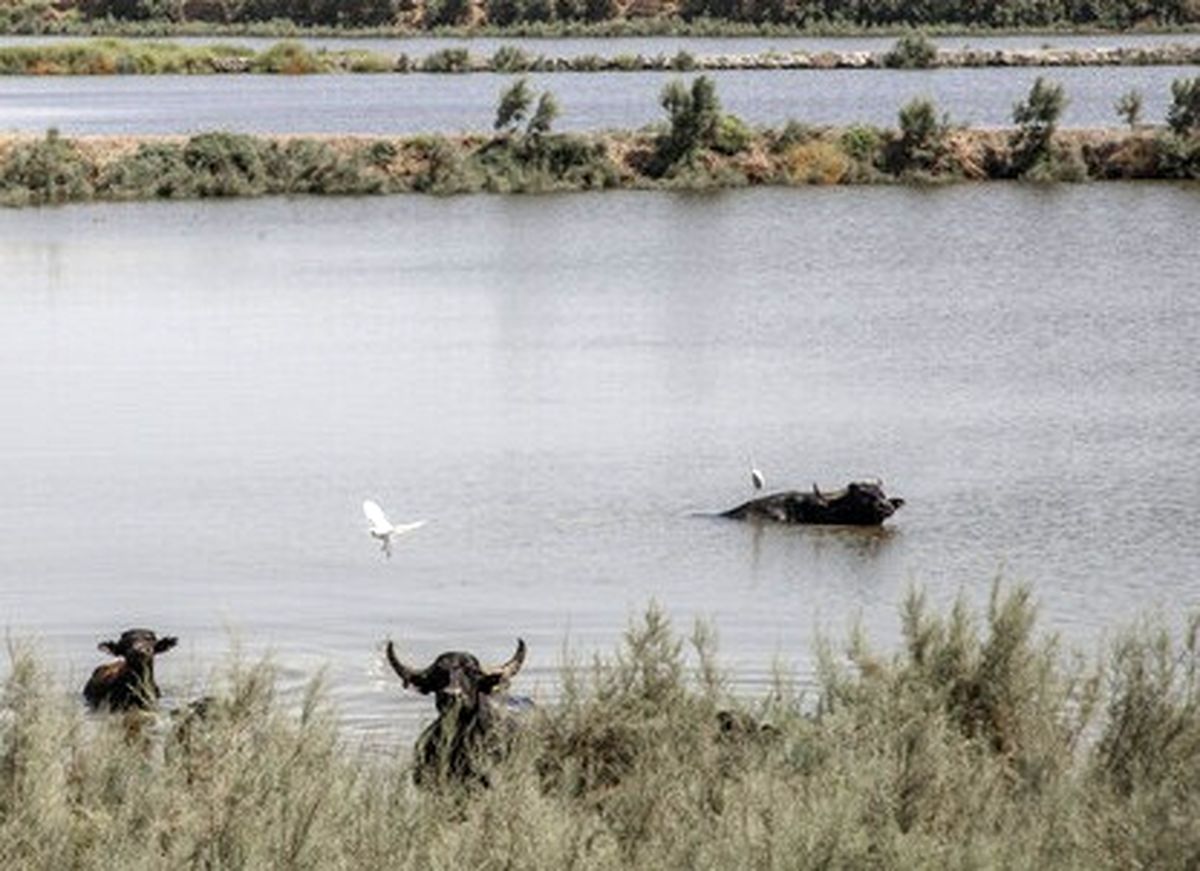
[
  {"x1": 712, "y1": 113, "x2": 752, "y2": 155},
  {"x1": 671, "y1": 49, "x2": 696, "y2": 71},
  {"x1": 490, "y1": 44, "x2": 531, "y2": 72},
  {"x1": 839, "y1": 124, "x2": 882, "y2": 163},
  {"x1": 494, "y1": 77, "x2": 533, "y2": 132},
  {"x1": 409, "y1": 134, "x2": 484, "y2": 193},
  {"x1": 1011, "y1": 76, "x2": 1068, "y2": 177},
  {"x1": 652, "y1": 75, "x2": 722, "y2": 172},
  {"x1": 263, "y1": 139, "x2": 384, "y2": 194},
  {"x1": 420, "y1": 47, "x2": 471, "y2": 73},
  {"x1": 367, "y1": 139, "x2": 398, "y2": 167},
  {"x1": 1154, "y1": 129, "x2": 1200, "y2": 178},
  {"x1": 526, "y1": 91, "x2": 560, "y2": 138},
  {"x1": 883, "y1": 31, "x2": 938, "y2": 69},
  {"x1": 0, "y1": 129, "x2": 93, "y2": 205},
  {"x1": 250, "y1": 40, "x2": 326, "y2": 73},
  {"x1": 1166, "y1": 75, "x2": 1200, "y2": 136},
  {"x1": 99, "y1": 141, "x2": 193, "y2": 198},
  {"x1": 889, "y1": 97, "x2": 950, "y2": 174},
  {"x1": 182, "y1": 131, "x2": 268, "y2": 196}
]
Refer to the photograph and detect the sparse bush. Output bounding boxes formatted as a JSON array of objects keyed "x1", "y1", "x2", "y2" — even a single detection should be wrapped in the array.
[{"x1": 1115, "y1": 89, "x2": 1143, "y2": 129}]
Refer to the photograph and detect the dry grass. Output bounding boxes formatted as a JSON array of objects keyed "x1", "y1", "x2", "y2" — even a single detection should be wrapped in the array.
[{"x1": 2, "y1": 588, "x2": 1199, "y2": 869}]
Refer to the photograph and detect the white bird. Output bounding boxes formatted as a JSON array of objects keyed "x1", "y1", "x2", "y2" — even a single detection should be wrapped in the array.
[
  {"x1": 750, "y1": 459, "x2": 765, "y2": 492},
  {"x1": 363, "y1": 499, "x2": 426, "y2": 559}
]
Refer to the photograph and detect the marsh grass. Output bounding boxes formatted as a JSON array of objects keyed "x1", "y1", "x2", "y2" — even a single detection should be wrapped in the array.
[
  {"x1": 2, "y1": 123, "x2": 1199, "y2": 206},
  {"x1": 2, "y1": 588, "x2": 1200, "y2": 868}
]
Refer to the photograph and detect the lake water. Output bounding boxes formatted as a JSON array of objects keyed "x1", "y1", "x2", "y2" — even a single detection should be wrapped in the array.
[
  {"x1": 3, "y1": 31, "x2": 1200, "y2": 55},
  {"x1": 1, "y1": 64, "x2": 1195, "y2": 134},
  {"x1": 1, "y1": 184, "x2": 1198, "y2": 743}
]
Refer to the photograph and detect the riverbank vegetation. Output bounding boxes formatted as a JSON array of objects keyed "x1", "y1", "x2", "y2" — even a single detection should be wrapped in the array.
[
  {"x1": 3, "y1": 36, "x2": 1200, "y2": 75},
  {"x1": 2, "y1": 74, "x2": 1198, "y2": 205},
  {"x1": 1, "y1": 585, "x2": 1199, "y2": 868},
  {"x1": 3, "y1": 0, "x2": 1200, "y2": 36}
]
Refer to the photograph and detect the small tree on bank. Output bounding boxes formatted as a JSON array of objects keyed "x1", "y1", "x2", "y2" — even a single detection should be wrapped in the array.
[
  {"x1": 1166, "y1": 75, "x2": 1200, "y2": 136},
  {"x1": 527, "y1": 92, "x2": 560, "y2": 139},
  {"x1": 893, "y1": 97, "x2": 950, "y2": 173},
  {"x1": 1115, "y1": 89, "x2": 1143, "y2": 130},
  {"x1": 1010, "y1": 77, "x2": 1067, "y2": 176},
  {"x1": 494, "y1": 77, "x2": 533, "y2": 134},
  {"x1": 650, "y1": 76, "x2": 749, "y2": 176}
]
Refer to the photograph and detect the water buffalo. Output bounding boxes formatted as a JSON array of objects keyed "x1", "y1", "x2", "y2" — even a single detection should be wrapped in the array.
[
  {"x1": 723, "y1": 479, "x2": 904, "y2": 526},
  {"x1": 83, "y1": 628, "x2": 177, "y2": 711},
  {"x1": 386, "y1": 638, "x2": 527, "y2": 787}
]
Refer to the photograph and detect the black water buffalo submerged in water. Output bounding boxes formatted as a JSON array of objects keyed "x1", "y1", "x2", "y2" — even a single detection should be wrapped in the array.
[
  {"x1": 386, "y1": 638, "x2": 527, "y2": 787},
  {"x1": 83, "y1": 628, "x2": 177, "y2": 711},
  {"x1": 723, "y1": 479, "x2": 905, "y2": 526}
]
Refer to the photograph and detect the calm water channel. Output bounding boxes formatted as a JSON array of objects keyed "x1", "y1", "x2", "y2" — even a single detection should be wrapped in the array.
[
  {"x1": 1, "y1": 184, "x2": 1198, "y2": 741},
  {"x1": 2, "y1": 65, "x2": 1196, "y2": 134}
]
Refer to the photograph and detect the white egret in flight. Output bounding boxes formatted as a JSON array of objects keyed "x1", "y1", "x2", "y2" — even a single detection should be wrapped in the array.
[{"x1": 363, "y1": 499, "x2": 426, "y2": 559}]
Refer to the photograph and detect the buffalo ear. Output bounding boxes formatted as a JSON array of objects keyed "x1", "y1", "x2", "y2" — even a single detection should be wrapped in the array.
[
  {"x1": 98, "y1": 641, "x2": 120, "y2": 656},
  {"x1": 155, "y1": 636, "x2": 178, "y2": 654}
]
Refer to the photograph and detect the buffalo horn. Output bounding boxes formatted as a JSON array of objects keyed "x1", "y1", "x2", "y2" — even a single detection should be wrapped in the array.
[
  {"x1": 488, "y1": 638, "x2": 527, "y2": 681},
  {"x1": 385, "y1": 640, "x2": 422, "y2": 689}
]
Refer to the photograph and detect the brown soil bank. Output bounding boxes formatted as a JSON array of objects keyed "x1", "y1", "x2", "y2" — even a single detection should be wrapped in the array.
[{"x1": 1, "y1": 126, "x2": 1197, "y2": 207}]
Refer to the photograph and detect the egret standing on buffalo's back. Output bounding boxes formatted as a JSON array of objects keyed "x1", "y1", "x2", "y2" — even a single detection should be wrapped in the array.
[
  {"x1": 750, "y1": 456, "x2": 765, "y2": 492},
  {"x1": 363, "y1": 499, "x2": 426, "y2": 558}
]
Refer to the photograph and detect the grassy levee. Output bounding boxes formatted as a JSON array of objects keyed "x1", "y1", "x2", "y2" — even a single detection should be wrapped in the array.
[
  {"x1": 0, "y1": 38, "x2": 401, "y2": 74},
  {"x1": 1, "y1": 124, "x2": 1198, "y2": 207},
  {"x1": 3, "y1": 39, "x2": 1200, "y2": 75},
  {"x1": 2, "y1": 587, "x2": 1199, "y2": 869}
]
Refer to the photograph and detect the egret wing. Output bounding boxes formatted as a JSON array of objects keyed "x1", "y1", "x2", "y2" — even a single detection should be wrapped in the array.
[
  {"x1": 391, "y1": 520, "x2": 427, "y2": 537},
  {"x1": 363, "y1": 499, "x2": 393, "y2": 533}
]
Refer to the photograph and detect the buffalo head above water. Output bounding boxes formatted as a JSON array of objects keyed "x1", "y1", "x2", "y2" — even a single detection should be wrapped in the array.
[
  {"x1": 386, "y1": 638, "x2": 527, "y2": 786},
  {"x1": 723, "y1": 479, "x2": 905, "y2": 526},
  {"x1": 83, "y1": 628, "x2": 177, "y2": 711}
]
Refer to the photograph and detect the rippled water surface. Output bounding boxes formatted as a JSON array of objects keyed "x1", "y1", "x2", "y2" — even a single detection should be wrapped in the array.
[
  {"x1": 0, "y1": 53, "x2": 1197, "y2": 133},
  {"x1": 1, "y1": 184, "x2": 1198, "y2": 740}
]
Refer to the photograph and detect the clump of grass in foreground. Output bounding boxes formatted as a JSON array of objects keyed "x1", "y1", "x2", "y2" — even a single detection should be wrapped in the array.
[{"x1": 2, "y1": 587, "x2": 1200, "y2": 868}]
